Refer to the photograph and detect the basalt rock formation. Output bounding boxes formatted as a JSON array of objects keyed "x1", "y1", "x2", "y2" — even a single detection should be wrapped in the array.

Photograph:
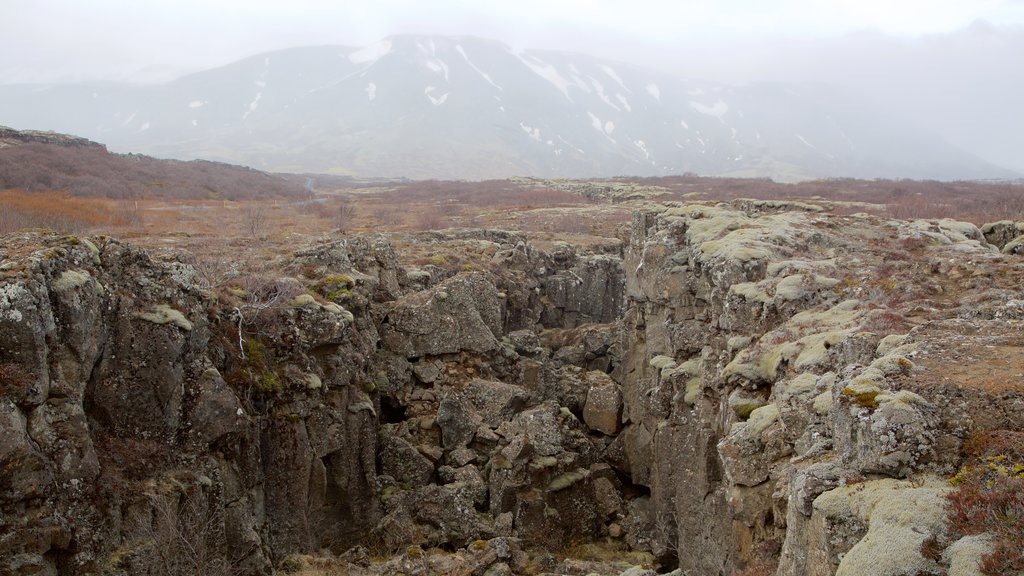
[{"x1": 1, "y1": 202, "x2": 1022, "y2": 576}]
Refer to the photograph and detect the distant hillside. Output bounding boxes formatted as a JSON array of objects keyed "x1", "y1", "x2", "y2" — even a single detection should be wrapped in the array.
[
  {"x1": 0, "y1": 126, "x2": 306, "y2": 199},
  {"x1": 0, "y1": 35, "x2": 1016, "y2": 181}
]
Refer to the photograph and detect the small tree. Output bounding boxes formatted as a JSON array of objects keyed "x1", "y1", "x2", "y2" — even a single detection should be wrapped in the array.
[
  {"x1": 242, "y1": 205, "x2": 268, "y2": 240},
  {"x1": 335, "y1": 199, "x2": 356, "y2": 232}
]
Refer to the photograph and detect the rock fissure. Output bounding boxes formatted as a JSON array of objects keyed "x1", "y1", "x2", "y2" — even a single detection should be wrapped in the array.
[{"x1": 1, "y1": 206, "x2": 1022, "y2": 575}]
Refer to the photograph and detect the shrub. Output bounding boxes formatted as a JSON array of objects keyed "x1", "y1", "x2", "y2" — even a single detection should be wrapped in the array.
[{"x1": 947, "y1": 433, "x2": 1024, "y2": 575}]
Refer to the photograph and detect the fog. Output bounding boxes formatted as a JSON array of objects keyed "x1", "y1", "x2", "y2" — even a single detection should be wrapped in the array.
[{"x1": 3, "y1": 0, "x2": 1023, "y2": 172}]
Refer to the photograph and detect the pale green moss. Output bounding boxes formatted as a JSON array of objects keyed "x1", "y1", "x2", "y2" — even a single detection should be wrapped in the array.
[
  {"x1": 875, "y1": 334, "x2": 910, "y2": 357},
  {"x1": 730, "y1": 281, "x2": 773, "y2": 304},
  {"x1": 304, "y1": 373, "x2": 322, "y2": 390},
  {"x1": 790, "y1": 300, "x2": 862, "y2": 331},
  {"x1": 793, "y1": 331, "x2": 850, "y2": 370},
  {"x1": 547, "y1": 469, "x2": 589, "y2": 492},
  {"x1": 727, "y1": 336, "x2": 752, "y2": 354},
  {"x1": 699, "y1": 237, "x2": 772, "y2": 263},
  {"x1": 135, "y1": 304, "x2": 192, "y2": 331},
  {"x1": 812, "y1": 387, "x2": 833, "y2": 415},
  {"x1": 729, "y1": 389, "x2": 767, "y2": 419},
  {"x1": 778, "y1": 372, "x2": 819, "y2": 397},
  {"x1": 745, "y1": 403, "x2": 780, "y2": 435},
  {"x1": 53, "y1": 269, "x2": 90, "y2": 292},
  {"x1": 649, "y1": 355, "x2": 677, "y2": 370},
  {"x1": 869, "y1": 354, "x2": 915, "y2": 375},
  {"x1": 766, "y1": 258, "x2": 837, "y2": 278},
  {"x1": 775, "y1": 274, "x2": 840, "y2": 302},
  {"x1": 757, "y1": 342, "x2": 800, "y2": 383},
  {"x1": 683, "y1": 377, "x2": 702, "y2": 405},
  {"x1": 292, "y1": 293, "x2": 317, "y2": 307},
  {"x1": 875, "y1": 390, "x2": 928, "y2": 409},
  {"x1": 841, "y1": 380, "x2": 884, "y2": 409},
  {"x1": 663, "y1": 358, "x2": 701, "y2": 382},
  {"x1": 945, "y1": 534, "x2": 993, "y2": 576},
  {"x1": 530, "y1": 456, "x2": 558, "y2": 470},
  {"x1": 80, "y1": 237, "x2": 101, "y2": 264},
  {"x1": 822, "y1": 478, "x2": 950, "y2": 576}
]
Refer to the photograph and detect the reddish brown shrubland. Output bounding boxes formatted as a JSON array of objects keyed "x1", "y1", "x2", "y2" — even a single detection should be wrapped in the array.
[{"x1": 947, "y1": 431, "x2": 1024, "y2": 575}]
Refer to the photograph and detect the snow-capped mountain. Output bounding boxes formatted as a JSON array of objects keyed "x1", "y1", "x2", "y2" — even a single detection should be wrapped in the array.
[{"x1": 0, "y1": 35, "x2": 1013, "y2": 180}]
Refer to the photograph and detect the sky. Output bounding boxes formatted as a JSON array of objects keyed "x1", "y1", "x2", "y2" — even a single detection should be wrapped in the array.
[
  {"x1": 3, "y1": 0, "x2": 1023, "y2": 83},
  {"x1": 2, "y1": 0, "x2": 1023, "y2": 171}
]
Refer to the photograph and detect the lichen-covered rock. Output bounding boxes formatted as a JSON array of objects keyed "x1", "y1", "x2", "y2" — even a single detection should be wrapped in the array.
[
  {"x1": 834, "y1": 375, "x2": 938, "y2": 476},
  {"x1": 806, "y1": 477, "x2": 950, "y2": 576},
  {"x1": 379, "y1": 433, "x2": 435, "y2": 489},
  {"x1": 718, "y1": 404, "x2": 790, "y2": 486},
  {"x1": 583, "y1": 375, "x2": 624, "y2": 435},
  {"x1": 381, "y1": 273, "x2": 503, "y2": 357}
]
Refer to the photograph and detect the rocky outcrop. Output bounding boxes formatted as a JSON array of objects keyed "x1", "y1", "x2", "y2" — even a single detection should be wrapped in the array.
[
  {"x1": 0, "y1": 234, "x2": 382, "y2": 574},
  {"x1": 2, "y1": 203, "x2": 1021, "y2": 576}
]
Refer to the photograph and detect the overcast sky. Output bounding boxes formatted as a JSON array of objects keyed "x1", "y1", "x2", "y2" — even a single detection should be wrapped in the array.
[
  {"x1": 3, "y1": 0, "x2": 1023, "y2": 171},
  {"x1": 3, "y1": 0, "x2": 1023, "y2": 83}
]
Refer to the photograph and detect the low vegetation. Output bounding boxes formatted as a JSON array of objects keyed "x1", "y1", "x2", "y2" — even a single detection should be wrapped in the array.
[{"x1": 947, "y1": 431, "x2": 1024, "y2": 575}]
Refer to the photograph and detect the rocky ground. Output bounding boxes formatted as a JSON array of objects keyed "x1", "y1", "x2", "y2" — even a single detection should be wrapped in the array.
[{"x1": 1, "y1": 200, "x2": 1022, "y2": 576}]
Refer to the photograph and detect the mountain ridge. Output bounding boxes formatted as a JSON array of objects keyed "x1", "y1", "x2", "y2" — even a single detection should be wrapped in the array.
[{"x1": 0, "y1": 34, "x2": 1015, "y2": 181}]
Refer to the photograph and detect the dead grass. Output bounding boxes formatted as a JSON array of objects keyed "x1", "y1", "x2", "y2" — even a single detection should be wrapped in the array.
[{"x1": 561, "y1": 540, "x2": 656, "y2": 567}]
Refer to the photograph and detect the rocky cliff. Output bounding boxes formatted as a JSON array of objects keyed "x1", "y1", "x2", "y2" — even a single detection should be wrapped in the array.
[{"x1": 1, "y1": 202, "x2": 1022, "y2": 575}]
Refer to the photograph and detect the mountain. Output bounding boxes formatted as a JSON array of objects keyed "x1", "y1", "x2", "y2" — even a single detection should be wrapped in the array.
[{"x1": 0, "y1": 35, "x2": 1014, "y2": 181}]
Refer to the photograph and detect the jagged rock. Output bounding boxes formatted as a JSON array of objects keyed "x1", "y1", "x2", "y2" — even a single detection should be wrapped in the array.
[
  {"x1": 980, "y1": 220, "x2": 1024, "y2": 250},
  {"x1": 583, "y1": 375, "x2": 624, "y2": 435},
  {"x1": 464, "y1": 379, "x2": 532, "y2": 428},
  {"x1": 833, "y1": 378, "x2": 938, "y2": 477},
  {"x1": 717, "y1": 404, "x2": 791, "y2": 487},
  {"x1": 540, "y1": 254, "x2": 624, "y2": 329},
  {"x1": 379, "y1": 433, "x2": 435, "y2": 488},
  {"x1": 186, "y1": 367, "x2": 242, "y2": 446},
  {"x1": 437, "y1": 392, "x2": 483, "y2": 449},
  {"x1": 381, "y1": 273, "x2": 503, "y2": 357}
]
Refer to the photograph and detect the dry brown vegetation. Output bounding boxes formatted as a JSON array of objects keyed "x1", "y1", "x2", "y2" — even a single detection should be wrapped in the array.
[{"x1": 0, "y1": 141, "x2": 306, "y2": 199}]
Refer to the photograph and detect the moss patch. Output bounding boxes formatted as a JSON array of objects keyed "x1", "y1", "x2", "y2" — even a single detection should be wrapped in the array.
[{"x1": 135, "y1": 304, "x2": 192, "y2": 331}]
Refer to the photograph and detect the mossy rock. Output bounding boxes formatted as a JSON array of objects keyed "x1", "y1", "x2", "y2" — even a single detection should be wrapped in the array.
[
  {"x1": 134, "y1": 304, "x2": 192, "y2": 331},
  {"x1": 548, "y1": 468, "x2": 589, "y2": 492}
]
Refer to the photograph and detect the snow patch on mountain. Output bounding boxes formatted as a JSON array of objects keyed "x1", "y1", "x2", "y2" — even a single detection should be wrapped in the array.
[
  {"x1": 601, "y1": 65, "x2": 630, "y2": 93},
  {"x1": 690, "y1": 99, "x2": 728, "y2": 119},
  {"x1": 243, "y1": 92, "x2": 262, "y2": 120},
  {"x1": 520, "y1": 122, "x2": 541, "y2": 142},
  {"x1": 424, "y1": 86, "x2": 449, "y2": 106},
  {"x1": 795, "y1": 134, "x2": 817, "y2": 150},
  {"x1": 646, "y1": 83, "x2": 660, "y2": 100},
  {"x1": 349, "y1": 40, "x2": 392, "y2": 65},
  {"x1": 366, "y1": 83, "x2": 377, "y2": 101},
  {"x1": 589, "y1": 78, "x2": 620, "y2": 111},
  {"x1": 188, "y1": 101, "x2": 206, "y2": 109},
  {"x1": 634, "y1": 139, "x2": 650, "y2": 160},
  {"x1": 456, "y1": 44, "x2": 502, "y2": 91},
  {"x1": 513, "y1": 51, "x2": 572, "y2": 101},
  {"x1": 425, "y1": 59, "x2": 449, "y2": 81}
]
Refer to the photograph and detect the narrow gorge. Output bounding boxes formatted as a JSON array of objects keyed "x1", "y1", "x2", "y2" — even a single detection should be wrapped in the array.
[{"x1": 2, "y1": 201, "x2": 1023, "y2": 575}]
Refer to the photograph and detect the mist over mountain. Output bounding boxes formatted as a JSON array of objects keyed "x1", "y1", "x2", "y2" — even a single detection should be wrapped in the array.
[{"x1": 0, "y1": 35, "x2": 1014, "y2": 181}]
